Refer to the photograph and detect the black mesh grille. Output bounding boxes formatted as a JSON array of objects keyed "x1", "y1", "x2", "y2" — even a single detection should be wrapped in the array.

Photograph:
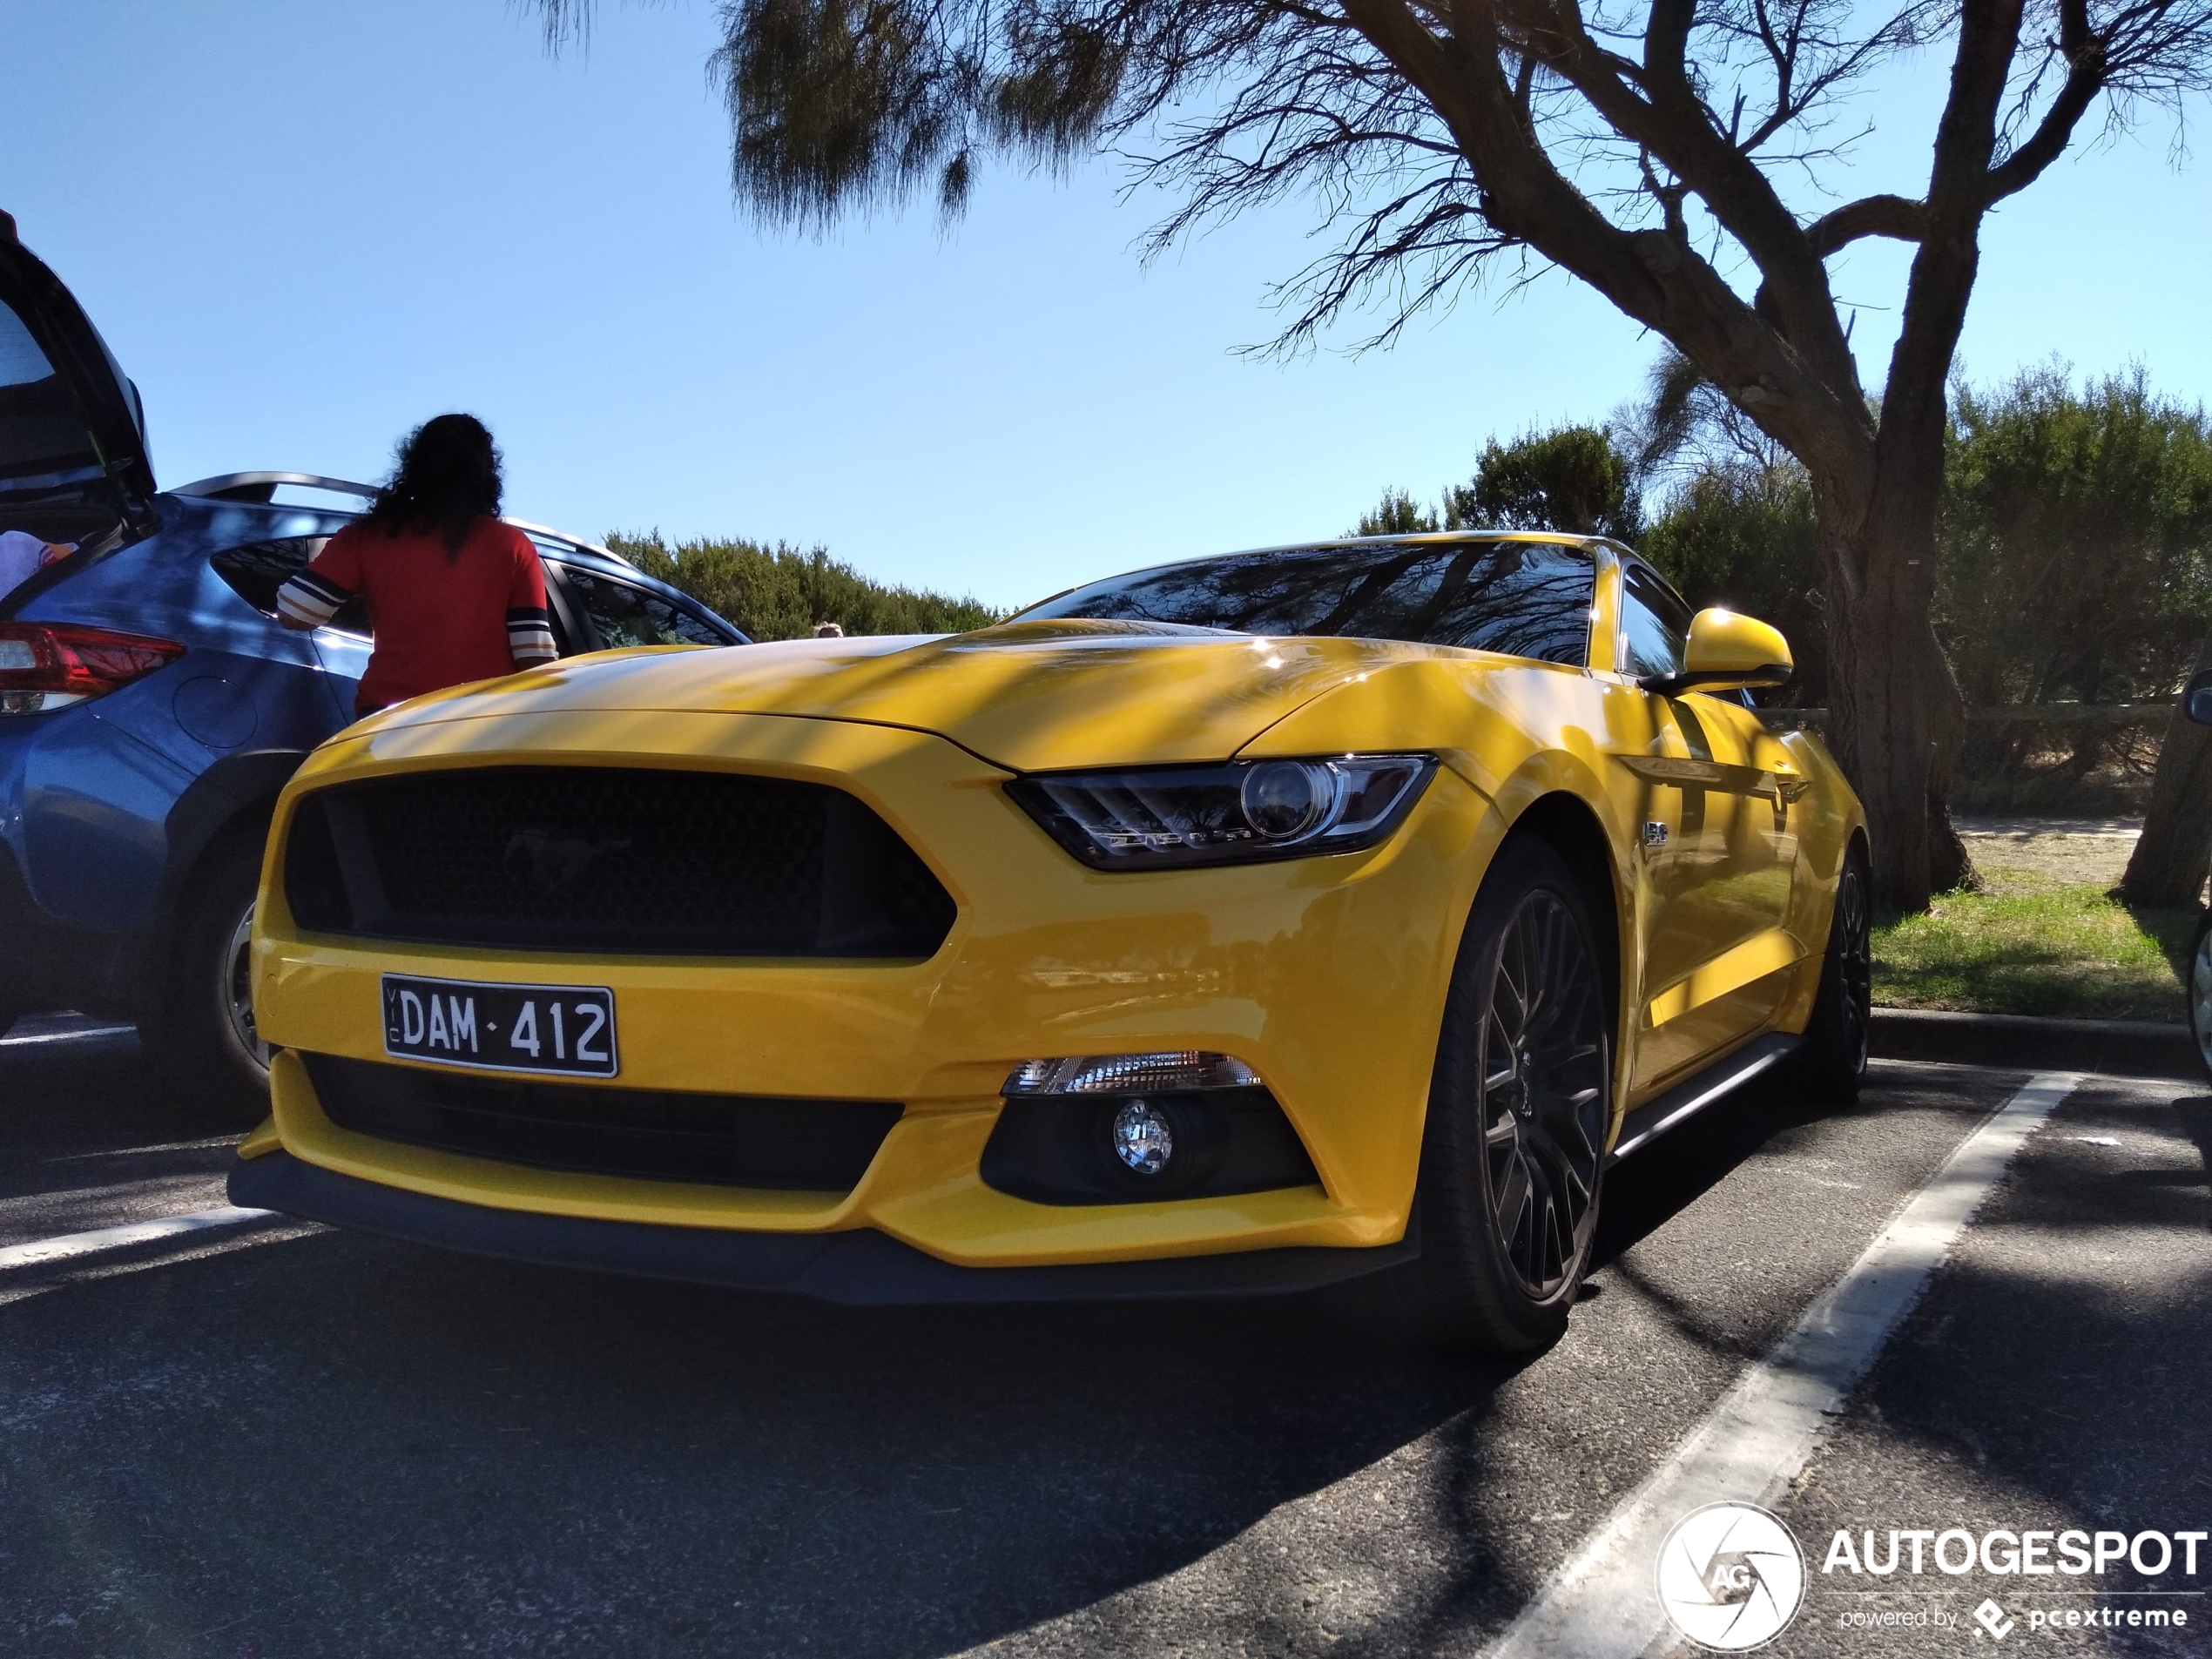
[
  {"x1": 284, "y1": 766, "x2": 955, "y2": 958},
  {"x1": 306, "y1": 1053, "x2": 903, "y2": 1191}
]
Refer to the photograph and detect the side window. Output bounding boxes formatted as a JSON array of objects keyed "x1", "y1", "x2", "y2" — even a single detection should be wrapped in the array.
[
  {"x1": 209, "y1": 538, "x2": 370, "y2": 636},
  {"x1": 557, "y1": 563, "x2": 725, "y2": 649},
  {"x1": 1620, "y1": 563, "x2": 1694, "y2": 680}
]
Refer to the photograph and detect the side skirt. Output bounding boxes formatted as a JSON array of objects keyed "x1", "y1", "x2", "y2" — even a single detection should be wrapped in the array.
[{"x1": 1607, "y1": 1031, "x2": 1802, "y2": 1164}]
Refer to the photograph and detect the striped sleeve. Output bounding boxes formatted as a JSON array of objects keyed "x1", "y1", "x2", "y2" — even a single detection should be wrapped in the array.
[
  {"x1": 507, "y1": 605, "x2": 557, "y2": 666},
  {"x1": 276, "y1": 566, "x2": 354, "y2": 629},
  {"x1": 505, "y1": 530, "x2": 556, "y2": 666}
]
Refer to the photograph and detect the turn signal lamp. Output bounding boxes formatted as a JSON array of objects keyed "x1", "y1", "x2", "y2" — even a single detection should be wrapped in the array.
[{"x1": 1002, "y1": 1051, "x2": 1264, "y2": 1096}]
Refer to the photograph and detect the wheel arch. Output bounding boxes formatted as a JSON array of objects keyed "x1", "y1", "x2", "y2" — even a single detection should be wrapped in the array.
[
  {"x1": 161, "y1": 750, "x2": 307, "y2": 893},
  {"x1": 138, "y1": 749, "x2": 307, "y2": 1019},
  {"x1": 1495, "y1": 791, "x2": 1626, "y2": 1038}
]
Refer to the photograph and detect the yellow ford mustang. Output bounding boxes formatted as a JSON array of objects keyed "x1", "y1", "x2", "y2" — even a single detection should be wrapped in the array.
[{"x1": 231, "y1": 532, "x2": 1869, "y2": 1351}]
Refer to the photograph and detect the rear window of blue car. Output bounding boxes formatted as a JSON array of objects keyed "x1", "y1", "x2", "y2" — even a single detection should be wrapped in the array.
[
  {"x1": 1021, "y1": 538, "x2": 1596, "y2": 665},
  {"x1": 0, "y1": 298, "x2": 102, "y2": 491},
  {"x1": 210, "y1": 536, "x2": 368, "y2": 635}
]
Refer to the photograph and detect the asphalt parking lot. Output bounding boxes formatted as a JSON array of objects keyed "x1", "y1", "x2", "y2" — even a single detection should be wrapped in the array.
[{"x1": 3, "y1": 1023, "x2": 2206, "y2": 1658}]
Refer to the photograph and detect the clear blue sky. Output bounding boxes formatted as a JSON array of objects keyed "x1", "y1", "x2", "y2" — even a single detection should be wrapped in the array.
[{"x1": 3, "y1": 3, "x2": 2205, "y2": 611}]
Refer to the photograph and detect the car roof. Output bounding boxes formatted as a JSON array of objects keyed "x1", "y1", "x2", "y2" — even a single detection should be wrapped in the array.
[{"x1": 166, "y1": 474, "x2": 643, "y2": 571}]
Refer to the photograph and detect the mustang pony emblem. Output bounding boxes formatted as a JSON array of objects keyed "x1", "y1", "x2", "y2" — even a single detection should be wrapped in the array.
[{"x1": 503, "y1": 827, "x2": 632, "y2": 896}]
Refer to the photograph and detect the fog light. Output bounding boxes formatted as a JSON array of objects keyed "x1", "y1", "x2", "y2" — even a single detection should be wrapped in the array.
[{"x1": 1111, "y1": 1100, "x2": 1175, "y2": 1175}]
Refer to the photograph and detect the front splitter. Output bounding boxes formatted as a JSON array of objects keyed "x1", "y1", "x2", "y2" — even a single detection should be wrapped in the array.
[{"x1": 229, "y1": 1150, "x2": 1417, "y2": 1306}]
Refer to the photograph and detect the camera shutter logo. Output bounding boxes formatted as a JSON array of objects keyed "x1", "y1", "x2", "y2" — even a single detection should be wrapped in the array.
[{"x1": 1655, "y1": 1502, "x2": 1807, "y2": 1650}]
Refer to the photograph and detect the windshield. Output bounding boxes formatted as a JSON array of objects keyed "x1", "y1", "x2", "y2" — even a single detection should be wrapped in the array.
[{"x1": 1020, "y1": 537, "x2": 1596, "y2": 665}]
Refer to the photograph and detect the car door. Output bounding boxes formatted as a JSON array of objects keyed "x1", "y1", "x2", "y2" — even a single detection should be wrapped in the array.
[
  {"x1": 1611, "y1": 561, "x2": 1808, "y2": 1092},
  {"x1": 0, "y1": 218, "x2": 159, "y2": 592}
]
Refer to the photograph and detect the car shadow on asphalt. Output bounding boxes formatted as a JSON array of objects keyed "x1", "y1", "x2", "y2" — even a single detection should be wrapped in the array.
[
  {"x1": 0, "y1": 1055, "x2": 2027, "y2": 1658},
  {"x1": 2172, "y1": 1096, "x2": 2212, "y2": 1202},
  {"x1": 1590, "y1": 1061, "x2": 2018, "y2": 1275},
  {"x1": 0, "y1": 1026, "x2": 257, "y2": 1150},
  {"x1": 8, "y1": 1228, "x2": 1529, "y2": 1656}
]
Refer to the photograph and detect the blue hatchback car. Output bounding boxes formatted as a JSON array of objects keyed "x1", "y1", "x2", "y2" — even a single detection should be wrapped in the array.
[{"x1": 0, "y1": 216, "x2": 748, "y2": 1112}]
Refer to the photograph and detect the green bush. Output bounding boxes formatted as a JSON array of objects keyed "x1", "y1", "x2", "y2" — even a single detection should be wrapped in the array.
[
  {"x1": 1348, "y1": 425, "x2": 1640, "y2": 541},
  {"x1": 607, "y1": 532, "x2": 1004, "y2": 641},
  {"x1": 1939, "y1": 365, "x2": 2212, "y2": 707}
]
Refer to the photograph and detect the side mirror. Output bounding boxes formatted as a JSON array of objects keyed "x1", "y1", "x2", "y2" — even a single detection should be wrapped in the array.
[
  {"x1": 1642, "y1": 609, "x2": 1794, "y2": 696},
  {"x1": 2186, "y1": 668, "x2": 2212, "y2": 726}
]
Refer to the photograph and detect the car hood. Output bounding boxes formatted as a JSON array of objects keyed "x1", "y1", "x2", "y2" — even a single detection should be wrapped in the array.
[{"x1": 368, "y1": 618, "x2": 1458, "y2": 772}]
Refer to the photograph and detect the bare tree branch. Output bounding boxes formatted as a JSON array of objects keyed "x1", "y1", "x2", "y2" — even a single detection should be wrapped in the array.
[{"x1": 1807, "y1": 191, "x2": 1929, "y2": 251}]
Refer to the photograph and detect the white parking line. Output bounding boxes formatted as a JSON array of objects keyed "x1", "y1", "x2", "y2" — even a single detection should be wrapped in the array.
[
  {"x1": 0, "y1": 1205, "x2": 277, "y2": 1271},
  {"x1": 1483, "y1": 1071, "x2": 2081, "y2": 1659},
  {"x1": 40, "y1": 1134, "x2": 246, "y2": 1163},
  {"x1": 0, "y1": 1021, "x2": 135, "y2": 1048}
]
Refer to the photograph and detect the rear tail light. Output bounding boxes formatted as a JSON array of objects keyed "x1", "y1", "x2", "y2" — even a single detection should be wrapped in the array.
[{"x1": 0, "y1": 622, "x2": 185, "y2": 714}]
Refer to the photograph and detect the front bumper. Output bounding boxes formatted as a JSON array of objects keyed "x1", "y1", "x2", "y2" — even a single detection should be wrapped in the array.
[
  {"x1": 247, "y1": 708, "x2": 1502, "y2": 1272},
  {"x1": 228, "y1": 1148, "x2": 1419, "y2": 1305}
]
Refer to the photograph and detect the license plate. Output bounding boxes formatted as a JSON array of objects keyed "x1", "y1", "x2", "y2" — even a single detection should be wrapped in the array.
[{"x1": 381, "y1": 974, "x2": 618, "y2": 1078}]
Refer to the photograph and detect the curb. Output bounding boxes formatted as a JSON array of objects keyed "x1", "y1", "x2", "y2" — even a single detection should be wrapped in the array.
[{"x1": 1871, "y1": 1007, "x2": 2206, "y2": 1082}]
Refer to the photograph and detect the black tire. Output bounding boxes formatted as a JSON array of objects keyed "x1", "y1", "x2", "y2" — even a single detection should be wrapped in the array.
[
  {"x1": 1391, "y1": 835, "x2": 1613, "y2": 1354},
  {"x1": 2189, "y1": 909, "x2": 2212, "y2": 1084},
  {"x1": 1797, "y1": 840, "x2": 1872, "y2": 1104},
  {"x1": 141, "y1": 828, "x2": 273, "y2": 1120}
]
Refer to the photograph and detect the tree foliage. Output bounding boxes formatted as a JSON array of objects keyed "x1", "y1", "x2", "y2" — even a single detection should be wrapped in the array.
[
  {"x1": 609, "y1": 531, "x2": 1003, "y2": 639},
  {"x1": 1351, "y1": 423, "x2": 1637, "y2": 537},
  {"x1": 1938, "y1": 364, "x2": 2212, "y2": 708},
  {"x1": 1463, "y1": 425, "x2": 1639, "y2": 538},
  {"x1": 1352, "y1": 485, "x2": 1441, "y2": 535},
  {"x1": 1639, "y1": 460, "x2": 1826, "y2": 699}
]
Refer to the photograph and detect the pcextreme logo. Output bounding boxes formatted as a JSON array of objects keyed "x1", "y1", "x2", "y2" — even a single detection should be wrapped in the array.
[{"x1": 1656, "y1": 1502, "x2": 1808, "y2": 1650}]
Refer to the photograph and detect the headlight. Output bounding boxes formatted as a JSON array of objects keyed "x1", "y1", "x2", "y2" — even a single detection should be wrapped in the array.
[{"x1": 1006, "y1": 753, "x2": 1436, "y2": 869}]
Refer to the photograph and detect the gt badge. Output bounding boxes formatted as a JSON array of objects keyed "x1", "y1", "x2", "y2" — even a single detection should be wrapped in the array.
[{"x1": 1643, "y1": 821, "x2": 1669, "y2": 847}]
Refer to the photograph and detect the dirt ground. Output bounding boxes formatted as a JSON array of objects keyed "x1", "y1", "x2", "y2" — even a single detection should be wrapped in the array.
[{"x1": 1952, "y1": 815, "x2": 2140, "y2": 887}]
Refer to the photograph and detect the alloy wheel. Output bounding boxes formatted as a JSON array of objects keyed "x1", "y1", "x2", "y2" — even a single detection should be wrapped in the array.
[
  {"x1": 1476, "y1": 889, "x2": 1609, "y2": 1298},
  {"x1": 224, "y1": 901, "x2": 271, "y2": 1071}
]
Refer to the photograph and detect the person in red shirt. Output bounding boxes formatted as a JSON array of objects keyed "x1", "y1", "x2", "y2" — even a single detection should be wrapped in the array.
[{"x1": 275, "y1": 413, "x2": 556, "y2": 715}]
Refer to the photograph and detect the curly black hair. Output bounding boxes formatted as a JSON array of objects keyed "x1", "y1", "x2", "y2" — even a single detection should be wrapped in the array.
[{"x1": 364, "y1": 413, "x2": 504, "y2": 554}]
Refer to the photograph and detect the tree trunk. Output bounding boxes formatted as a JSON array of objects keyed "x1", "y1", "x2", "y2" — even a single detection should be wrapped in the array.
[
  {"x1": 2120, "y1": 625, "x2": 2212, "y2": 906},
  {"x1": 1816, "y1": 464, "x2": 1976, "y2": 913}
]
